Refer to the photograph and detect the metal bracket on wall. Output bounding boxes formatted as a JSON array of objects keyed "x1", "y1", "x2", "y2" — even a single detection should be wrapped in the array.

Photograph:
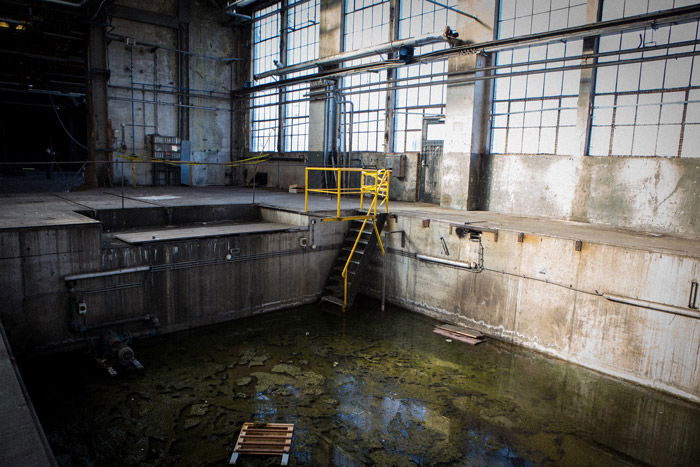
[
  {"x1": 450, "y1": 223, "x2": 498, "y2": 242},
  {"x1": 690, "y1": 280, "x2": 698, "y2": 309}
]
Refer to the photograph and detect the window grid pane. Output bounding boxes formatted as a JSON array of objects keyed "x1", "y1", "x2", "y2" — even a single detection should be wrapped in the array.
[
  {"x1": 343, "y1": 0, "x2": 390, "y2": 152},
  {"x1": 491, "y1": 0, "x2": 587, "y2": 156},
  {"x1": 393, "y1": 0, "x2": 456, "y2": 152},
  {"x1": 251, "y1": 0, "x2": 320, "y2": 153},
  {"x1": 251, "y1": 3, "x2": 281, "y2": 152},
  {"x1": 283, "y1": 0, "x2": 320, "y2": 151},
  {"x1": 590, "y1": 0, "x2": 700, "y2": 158}
]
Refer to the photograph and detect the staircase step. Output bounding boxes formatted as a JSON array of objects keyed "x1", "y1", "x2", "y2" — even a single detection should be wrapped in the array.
[
  {"x1": 344, "y1": 238, "x2": 369, "y2": 245},
  {"x1": 343, "y1": 247, "x2": 364, "y2": 254},
  {"x1": 321, "y1": 295, "x2": 345, "y2": 306},
  {"x1": 350, "y1": 229, "x2": 372, "y2": 234},
  {"x1": 333, "y1": 266, "x2": 356, "y2": 274},
  {"x1": 325, "y1": 284, "x2": 343, "y2": 294}
]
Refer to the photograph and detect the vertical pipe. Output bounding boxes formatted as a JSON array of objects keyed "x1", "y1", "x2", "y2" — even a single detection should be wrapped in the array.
[
  {"x1": 336, "y1": 168, "x2": 341, "y2": 217},
  {"x1": 128, "y1": 44, "x2": 136, "y2": 199},
  {"x1": 386, "y1": 170, "x2": 390, "y2": 212},
  {"x1": 153, "y1": 49, "x2": 159, "y2": 134},
  {"x1": 381, "y1": 231, "x2": 386, "y2": 312},
  {"x1": 304, "y1": 169, "x2": 309, "y2": 211},
  {"x1": 129, "y1": 46, "x2": 136, "y2": 159}
]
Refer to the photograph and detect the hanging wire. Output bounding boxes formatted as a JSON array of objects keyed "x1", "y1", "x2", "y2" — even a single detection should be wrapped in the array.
[{"x1": 49, "y1": 95, "x2": 88, "y2": 150}]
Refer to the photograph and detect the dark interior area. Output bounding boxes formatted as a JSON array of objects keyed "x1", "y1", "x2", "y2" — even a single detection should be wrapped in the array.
[{"x1": 0, "y1": 0, "x2": 90, "y2": 191}]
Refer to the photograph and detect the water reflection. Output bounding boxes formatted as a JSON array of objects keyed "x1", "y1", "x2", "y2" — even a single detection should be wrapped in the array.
[{"x1": 20, "y1": 298, "x2": 700, "y2": 466}]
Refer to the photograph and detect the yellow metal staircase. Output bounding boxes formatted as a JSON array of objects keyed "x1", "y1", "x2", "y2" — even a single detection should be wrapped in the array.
[{"x1": 305, "y1": 168, "x2": 391, "y2": 311}]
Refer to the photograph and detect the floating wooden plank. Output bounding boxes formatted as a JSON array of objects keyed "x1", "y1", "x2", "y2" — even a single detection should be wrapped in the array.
[
  {"x1": 433, "y1": 328, "x2": 484, "y2": 345},
  {"x1": 435, "y1": 324, "x2": 484, "y2": 339},
  {"x1": 115, "y1": 222, "x2": 295, "y2": 244},
  {"x1": 230, "y1": 423, "x2": 295, "y2": 466}
]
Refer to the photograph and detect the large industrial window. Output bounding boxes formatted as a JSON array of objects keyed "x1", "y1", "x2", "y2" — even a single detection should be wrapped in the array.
[
  {"x1": 590, "y1": 0, "x2": 700, "y2": 158},
  {"x1": 393, "y1": 0, "x2": 456, "y2": 152},
  {"x1": 250, "y1": 0, "x2": 319, "y2": 152},
  {"x1": 283, "y1": 0, "x2": 319, "y2": 151},
  {"x1": 491, "y1": 0, "x2": 588, "y2": 155},
  {"x1": 251, "y1": 3, "x2": 281, "y2": 152},
  {"x1": 343, "y1": 0, "x2": 391, "y2": 152}
]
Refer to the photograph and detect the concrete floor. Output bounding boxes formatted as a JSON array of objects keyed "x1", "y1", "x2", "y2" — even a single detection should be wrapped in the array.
[{"x1": 1, "y1": 186, "x2": 698, "y2": 258}]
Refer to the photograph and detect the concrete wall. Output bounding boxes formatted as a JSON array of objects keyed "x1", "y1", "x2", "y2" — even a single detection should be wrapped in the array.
[
  {"x1": 106, "y1": 0, "x2": 236, "y2": 186},
  {"x1": 0, "y1": 209, "x2": 345, "y2": 354},
  {"x1": 482, "y1": 152, "x2": 700, "y2": 237},
  {"x1": 365, "y1": 214, "x2": 700, "y2": 403}
]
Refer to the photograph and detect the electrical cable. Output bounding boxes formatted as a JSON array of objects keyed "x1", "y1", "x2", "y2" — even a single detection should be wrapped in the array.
[{"x1": 49, "y1": 95, "x2": 88, "y2": 150}]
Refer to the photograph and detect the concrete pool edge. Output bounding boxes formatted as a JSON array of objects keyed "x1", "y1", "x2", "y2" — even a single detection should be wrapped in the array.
[{"x1": 0, "y1": 319, "x2": 56, "y2": 466}]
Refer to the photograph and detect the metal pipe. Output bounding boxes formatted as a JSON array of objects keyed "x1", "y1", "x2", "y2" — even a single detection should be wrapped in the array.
[
  {"x1": 254, "y1": 30, "x2": 458, "y2": 80},
  {"x1": 296, "y1": 48, "x2": 700, "y2": 101},
  {"x1": 603, "y1": 294, "x2": 700, "y2": 319},
  {"x1": 226, "y1": 11, "x2": 252, "y2": 21},
  {"x1": 39, "y1": 0, "x2": 89, "y2": 7},
  {"x1": 242, "y1": 5, "x2": 700, "y2": 94},
  {"x1": 82, "y1": 314, "x2": 158, "y2": 331},
  {"x1": 106, "y1": 33, "x2": 242, "y2": 62},
  {"x1": 108, "y1": 95, "x2": 231, "y2": 112},
  {"x1": 416, "y1": 254, "x2": 478, "y2": 269},
  {"x1": 107, "y1": 84, "x2": 229, "y2": 102},
  {"x1": 64, "y1": 266, "x2": 151, "y2": 281},
  {"x1": 381, "y1": 231, "x2": 386, "y2": 312},
  {"x1": 225, "y1": 0, "x2": 258, "y2": 8}
]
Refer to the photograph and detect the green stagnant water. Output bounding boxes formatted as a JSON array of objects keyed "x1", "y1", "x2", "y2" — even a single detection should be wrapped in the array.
[{"x1": 21, "y1": 299, "x2": 700, "y2": 466}]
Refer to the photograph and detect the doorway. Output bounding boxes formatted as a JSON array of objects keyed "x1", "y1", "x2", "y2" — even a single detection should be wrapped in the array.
[{"x1": 418, "y1": 117, "x2": 445, "y2": 204}]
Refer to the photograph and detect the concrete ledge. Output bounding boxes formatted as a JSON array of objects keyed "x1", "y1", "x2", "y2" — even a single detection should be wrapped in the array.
[{"x1": 0, "y1": 320, "x2": 56, "y2": 466}]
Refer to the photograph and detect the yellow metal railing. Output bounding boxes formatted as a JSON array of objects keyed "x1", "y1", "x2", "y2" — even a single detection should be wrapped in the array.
[
  {"x1": 304, "y1": 167, "x2": 390, "y2": 221},
  {"x1": 304, "y1": 167, "x2": 391, "y2": 309}
]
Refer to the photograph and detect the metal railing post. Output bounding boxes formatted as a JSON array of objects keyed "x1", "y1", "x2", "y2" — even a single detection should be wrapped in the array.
[
  {"x1": 360, "y1": 171, "x2": 365, "y2": 210},
  {"x1": 336, "y1": 168, "x2": 342, "y2": 218},
  {"x1": 304, "y1": 168, "x2": 309, "y2": 212}
]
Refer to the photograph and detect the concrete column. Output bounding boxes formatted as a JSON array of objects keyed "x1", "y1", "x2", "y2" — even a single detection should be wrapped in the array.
[
  {"x1": 570, "y1": 0, "x2": 602, "y2": 221},
  {"x1": 384, "y1": 0, "x2": 399, "y2": 153},
  {"x1": 86, "y1": 20, "x2": 111, "y2": 187},
  {"x1": 439, "y1": 0, "x2": 494, "y2": 209}
]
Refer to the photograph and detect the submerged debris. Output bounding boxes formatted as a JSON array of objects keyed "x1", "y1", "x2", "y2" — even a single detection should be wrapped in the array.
[{"x1": 235, "y1": 376, "x2": 252, "y2": 387}]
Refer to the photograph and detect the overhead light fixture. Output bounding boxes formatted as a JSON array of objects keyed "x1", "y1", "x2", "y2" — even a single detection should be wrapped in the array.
[
  {"x1": 15, "y1": 24, "x2": 26, "y2": 31},
  {"x1": 0, "y1": 21, "x2": 10, "y2": 29}
]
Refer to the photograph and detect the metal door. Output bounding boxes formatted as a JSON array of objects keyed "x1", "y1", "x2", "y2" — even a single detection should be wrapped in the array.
[{"x1": 419, "y1": 117, "x2": 445, "y2": 204}]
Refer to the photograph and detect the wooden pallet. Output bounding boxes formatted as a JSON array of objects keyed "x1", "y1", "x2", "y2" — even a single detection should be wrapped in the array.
[
  {"x1": 435, "y1": 324, "x2": 483, "y2": 339},
  {"x1": 229, "y1": 423, "x2": 295, "y2": 465},
  {"x1": 433, "y1": 324, "x2": 485, "y2": 345}
]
